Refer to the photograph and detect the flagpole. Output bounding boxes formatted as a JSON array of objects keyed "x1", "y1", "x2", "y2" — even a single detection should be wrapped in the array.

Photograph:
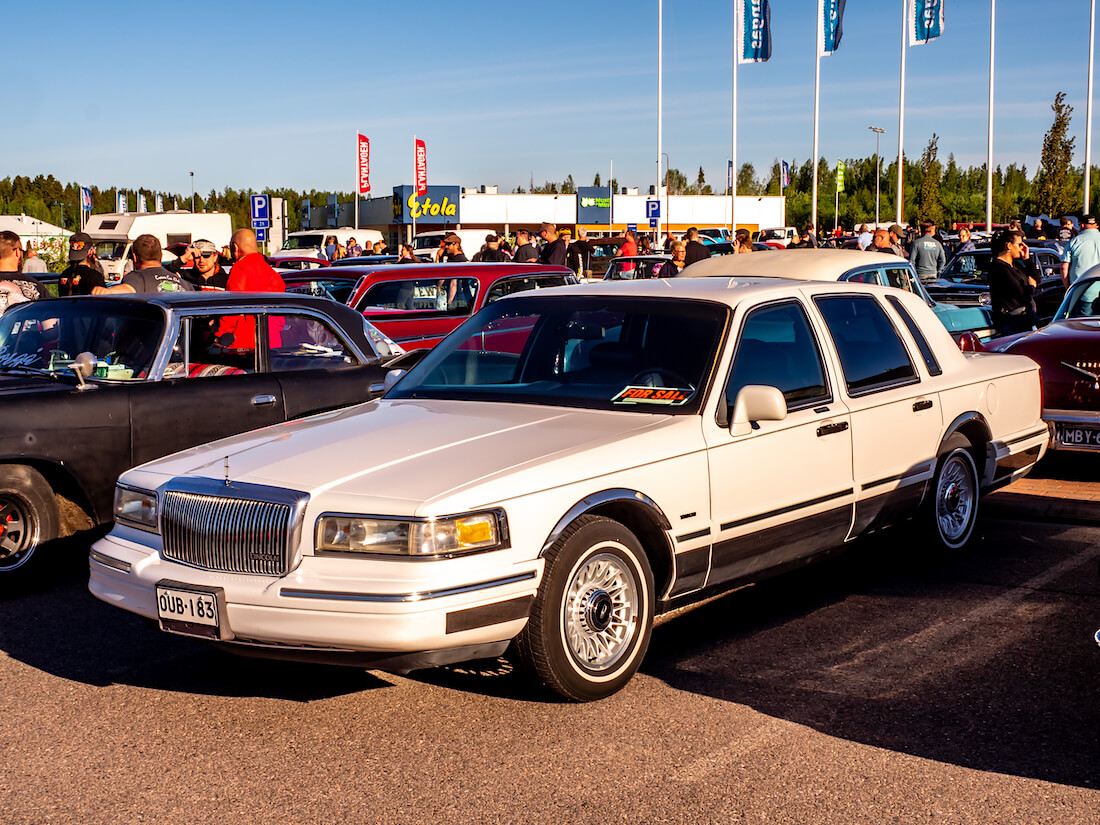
[
  {"x1": 986, "y1": 0, "x2": 995, "y2": 231},
  {"x1": 1086, "y1": 0, "x2": 1096, "y2": 214},
  {"x1": 657, "y1": 0, "x2": 663, "y2": 237},
  {"x1": 731, "y1": 2, "x2": 738, "y2": 234},
  {"x1": 898, "y1": 0, "x2": 907, "y2": 225},
  {"x1": 812, "y1": 1, "x2": 822, "y2": 236}
]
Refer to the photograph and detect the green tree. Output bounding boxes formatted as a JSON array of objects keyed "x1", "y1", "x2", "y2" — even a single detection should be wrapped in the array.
[
  {"x1": 916, "y1": 134, "x2": 944, "y2": 225},
  {"x1": 1035, "y1": 91, "x2": 1076, "y2": 217},
  {"x1": 592, "y1": 172, "x2": 601, "y2": 187}
]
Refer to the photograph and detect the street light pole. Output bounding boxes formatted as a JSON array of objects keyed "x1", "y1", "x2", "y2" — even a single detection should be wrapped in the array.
[
  {"x1": 869, "y1": 126, "x2": 885, "y2": 226},
  {"x1": 190, "y1": 172, "x2": 195, "y2": 212}
]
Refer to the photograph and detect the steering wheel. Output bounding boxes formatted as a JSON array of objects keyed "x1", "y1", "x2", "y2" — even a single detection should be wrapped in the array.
[{"x1": 628, "y1": 368, "x2": 694, "y2": 389}]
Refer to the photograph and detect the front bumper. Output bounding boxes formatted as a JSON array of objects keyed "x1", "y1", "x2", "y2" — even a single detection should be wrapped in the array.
[
  {"x1": 1044, "y1": 409, "x2": 1100, "y2": 453},
  {"x1": 89, "y1": 526, "x2": 541, "y2": 669}
]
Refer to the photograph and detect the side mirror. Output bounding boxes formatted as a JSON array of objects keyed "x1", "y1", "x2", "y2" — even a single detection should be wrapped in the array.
[
  {"x1": 382, "y1": 347, "x2": 428, "y2": 371},
  {"x1": 729, "y1": 385, "x2": 786, "y2": 436},
  {"x1": 69, "y1": 351, "x2": 97, "y2": 390},
  {"x1": 382, "y1": 369, "x2": 406, "y2": 394}
]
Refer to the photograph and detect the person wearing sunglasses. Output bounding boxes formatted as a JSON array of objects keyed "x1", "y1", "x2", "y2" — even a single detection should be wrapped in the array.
[{"x1": 167, "y1": 238, "x2": 230, "y2": 290}]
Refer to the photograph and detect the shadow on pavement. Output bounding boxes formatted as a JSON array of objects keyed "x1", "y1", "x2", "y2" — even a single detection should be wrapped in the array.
[{"x1": 643, "y1": 517, "x2": 1100, "y2": 789}]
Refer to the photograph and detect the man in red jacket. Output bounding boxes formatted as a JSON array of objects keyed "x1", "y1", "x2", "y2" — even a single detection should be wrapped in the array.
[{"x1": 218, "y1": 228, "x2": 285, "y2": 349}]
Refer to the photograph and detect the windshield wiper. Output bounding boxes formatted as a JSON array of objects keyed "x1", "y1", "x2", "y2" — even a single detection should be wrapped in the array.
[{"x1": 0, "y1": 364, "x2": 61, "y2": 380}]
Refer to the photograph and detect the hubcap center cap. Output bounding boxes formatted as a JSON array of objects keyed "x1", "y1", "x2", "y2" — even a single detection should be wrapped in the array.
[
  {"x1": 944, "y1": 482, "x2": 962, "y2": 513},
  {"x1": 585, "y1": 590, "x2": 613, "y2": 633}
]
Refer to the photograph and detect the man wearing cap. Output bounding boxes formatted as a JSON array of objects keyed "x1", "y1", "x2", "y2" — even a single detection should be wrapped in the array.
[
  {"x1": 888, "y1": 224, "x2": 907, "y2": 257},
  {"x1": 22, "y1": 240, "x2": 48, "y2": 274},
  {"x1": 476, "y1": 233, "x2": 508, "y2": 262},
  {"x1": 512, "y1": 229, "x2": 538, "y2": 263},
  {"x1": 538, "y1": 223, "x2": 567, "y2": 266},
  {"x1": 93, "y1": 234, "x2": 194, "y2": 294},
  {"x1": 165, "y1": 239, "x2": 229, "y2": 290},
  {"x1": 60, "y1": 231, "x2": 106, "y2": 295},
  {"x1": 439, "y1": 232, "x2": 468, "y2": 263},
  {"x1": 1061, "y1": 214, "x2": 1100, "y2": 287}
]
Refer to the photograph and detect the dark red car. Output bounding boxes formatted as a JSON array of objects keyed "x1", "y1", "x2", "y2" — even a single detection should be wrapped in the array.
[
  {"x1": 343, "y1": 263, "x2": 577, "y2": 349},
  {"x1": 983, "y1": 273, "x2": 1100, "y2": 453}
]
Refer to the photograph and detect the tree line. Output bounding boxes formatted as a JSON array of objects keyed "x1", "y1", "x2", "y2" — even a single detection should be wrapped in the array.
[{"x1": 2, "y1": 93, "x2": 1085, "y2": 233}]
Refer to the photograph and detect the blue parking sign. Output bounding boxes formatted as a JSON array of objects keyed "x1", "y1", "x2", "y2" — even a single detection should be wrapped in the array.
[
  {"x1": 646, "y1": 199, "x2": 660, "y2": 219},
  {"x1": 250, "y1": 194, "x2": 270, "y2": 224},
  {"x1": 255, "y1": 226, "x2": 267, "y2": 242}
]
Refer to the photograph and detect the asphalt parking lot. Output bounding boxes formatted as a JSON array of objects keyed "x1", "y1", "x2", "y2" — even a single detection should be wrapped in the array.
[{"x1": 1, "y1": 457, "x2": 1098, "y2": 824}]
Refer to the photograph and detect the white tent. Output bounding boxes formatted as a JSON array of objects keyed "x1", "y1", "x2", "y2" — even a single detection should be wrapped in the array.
[{"x1": 0, "y1": 214, "x2": 68, "y2": 242}]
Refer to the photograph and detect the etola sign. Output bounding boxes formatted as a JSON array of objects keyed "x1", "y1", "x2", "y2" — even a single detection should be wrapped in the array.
[
  {"x1": 392, "y1": 185, "x2": 461, "y2": 223},
  {"x1": 577, "y1": 187, "x2": 612, "y2": 224}
]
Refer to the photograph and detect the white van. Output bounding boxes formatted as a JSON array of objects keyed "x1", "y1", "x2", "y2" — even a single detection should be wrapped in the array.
[
  {"x1": 271, "y1": 228, "x2": 383, "y2": 262},
  {"x1": 84, "y1": 211, "x2": 233, "y2": 282},
  {"x1": 412, "y1": 229, "x2": 496, "y2": 259}
]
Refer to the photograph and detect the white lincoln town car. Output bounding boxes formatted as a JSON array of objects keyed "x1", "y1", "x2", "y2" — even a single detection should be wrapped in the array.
[{"x1": 89, "y1": 278, "x2": 1049, "y2": 701}]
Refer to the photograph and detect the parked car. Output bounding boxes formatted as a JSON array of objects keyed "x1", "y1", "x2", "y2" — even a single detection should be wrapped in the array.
[
  {"x1": 754, "y1": 227, "x2": 798, "y2": 248},
  {"x1": 603, "y1": 255, "x2": 672, "y2": 280},
  {"x1": 268, "y1": 256, "x2": 330, "y2": 272},
  {"x1": 89, "y1": 277, "x2": 1048, "y2": 701},
  {"x1": 682, "y1": 249, "x2": 997, "y2": 343},
  {"x1": 0, "y1": 292, "x2": 403, "y2": 575},
  {"x1": 343, "y1": 262, "x2": 577, "y2": 349},
  {"x1": 930, "y1": 247, "x2": 1066, "y2": 322},
  {"x1": 983, "y1": 272, "x2": 1100, "y2": 452},
  {"x1": 282, "y1": 272, "x2": 364, "y2": 305},
  {"x1": 705, "y1": 241, "x2": 774, "y2": 256}
]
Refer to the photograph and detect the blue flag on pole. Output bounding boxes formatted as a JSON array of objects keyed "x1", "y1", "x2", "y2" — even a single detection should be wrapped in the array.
[
  {"x1": 80, "y1": 186, "x2": 92, "y2": 211},
  {"x1": 781, "y1": 160, "x2": 790, "y2": 188},
  {"x1": 910, "y1": 0, "x2": 945, "y2": 46},
  {"x1": 737, "y1": 0, "x2": 771, "y2": 63},
  {"x1": 820, "y1": 0, "x2": 846, "y2": 56}
]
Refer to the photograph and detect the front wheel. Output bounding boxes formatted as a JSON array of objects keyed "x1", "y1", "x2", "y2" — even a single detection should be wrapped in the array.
[
  {"x1": 515, "y1": 515, "x2": 654, "y2": 702},
  {"x1": 0, "y1": 465, "x2": 60, "y2": 573},
  {"x1": 928, "y1": 442, "x2": 979, "y2": 550}
]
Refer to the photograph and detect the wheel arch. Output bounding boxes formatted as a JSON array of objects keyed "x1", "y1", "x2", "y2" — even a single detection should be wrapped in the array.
[
  {"x1": 0, "y1": 457, "x2": 97, "y2": 533},
  {"x1": 939, "y1": 412, "x2": 993, "y2": 480},
  {"x1": 540, "y1": 489, "x2": 675, "y2": 601}
]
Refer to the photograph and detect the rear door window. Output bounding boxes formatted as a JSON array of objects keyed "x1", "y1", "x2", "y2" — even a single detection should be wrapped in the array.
[
  {"x1": 814, "y1": 295, "x2": 918, "y2": 395},
  {"x1": 358, "y1": 278, "x2": 479, "y2": 315}
]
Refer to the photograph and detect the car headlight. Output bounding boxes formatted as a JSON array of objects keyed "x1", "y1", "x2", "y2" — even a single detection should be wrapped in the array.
[
  {"x1": 316, "y1": 510, "x2": 507, "y2": 557},
  {"x1": 114, "y1": 485, "x2": 159, "y2": 532}
]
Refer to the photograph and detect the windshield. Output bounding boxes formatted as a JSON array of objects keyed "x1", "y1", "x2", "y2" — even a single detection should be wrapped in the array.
[
  {"x1": 1054, "y1": 278, "x2": 1100, "y2": 320},
  {"x1": 95, "y1": 241, "x2": 128, "y2": 261},
  {"x1": 388, "y1": 295, "x2": 727, "y2": 414},
  {"x1": 282, "y1": 235, "x2": 325, "y2": 251},
  {"x1": 0, "y1": 299, "x2": 165, "y2": 380}
]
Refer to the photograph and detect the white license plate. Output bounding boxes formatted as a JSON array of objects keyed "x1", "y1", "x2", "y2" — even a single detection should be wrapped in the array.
[
  {"x1": 1057, "y1": 425, "x2": 1100, "y2": 448},
  {"x1": 156, "y1": 585, "x2": 219, "y2": 628}
]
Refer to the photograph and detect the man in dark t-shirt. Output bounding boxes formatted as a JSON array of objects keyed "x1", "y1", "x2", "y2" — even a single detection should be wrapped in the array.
[
  {"x1": 93, "y1": 234, "x2": 194, "y2": 294},
  {"x1": 538, "y1": 223, "x2": 567, "y2": 266},
  {"x1": 60, "y1": 231, "x2": 106, "y2": 295}
]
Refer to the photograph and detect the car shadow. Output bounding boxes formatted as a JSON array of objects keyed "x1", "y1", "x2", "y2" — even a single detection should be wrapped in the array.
[
  {"x1": 642, "y1": 517, "x2": 1100, "y2": 790},
  {"x1": 0, "y1": 552, "x2": 392, "y2": 702}
]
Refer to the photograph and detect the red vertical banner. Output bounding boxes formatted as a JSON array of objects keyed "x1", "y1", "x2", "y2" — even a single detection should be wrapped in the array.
[
  {"x1": 357, "y1": 134, "x2": 370, "y2": 194},
  {"x1": 415, "y1": 139, "x2": 428, "y2": 196}
]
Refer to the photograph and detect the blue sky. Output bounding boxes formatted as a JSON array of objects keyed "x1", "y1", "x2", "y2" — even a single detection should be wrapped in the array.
[{"x1": 5, "y1": 1, "x2": 1097, "y2": 196}]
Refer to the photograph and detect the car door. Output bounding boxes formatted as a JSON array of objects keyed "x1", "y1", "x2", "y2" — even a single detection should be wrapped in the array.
[
  {"x1": 811, "y1": 293, "x2": 942, "y2": 534},
  {"x1": 264, "y1": 311, "x2": 386, "y2": 419},
  {"x1": 129, "y1": 313, "x2": 286, "y2": 467},
  {"x1": 702, "y1": 298, "x2": 854, "y2": 587}
]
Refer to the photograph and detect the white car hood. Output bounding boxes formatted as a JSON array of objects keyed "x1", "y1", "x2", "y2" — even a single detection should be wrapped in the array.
[{"x1": 128, "y1": 399, "x2": 698, "y2": 516}]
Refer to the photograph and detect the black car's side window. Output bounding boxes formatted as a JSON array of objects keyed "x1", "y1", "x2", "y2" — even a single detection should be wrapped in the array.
[
  {"x1": 814, "y1": 295, "x2": 919, "y2": 395},
  {"x1": 268, "y1": 315, "x2": 359, "y2": 372},
  {"x1": 724, "y1": 300, "x2": 830, "y2": 412},
  {"x1": 165, "y1": 315, "x2": 257, "y2": 378}
]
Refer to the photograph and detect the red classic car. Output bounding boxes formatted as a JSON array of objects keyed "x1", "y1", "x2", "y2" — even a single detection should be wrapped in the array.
[
  {"x1": 983, "y1": 273, "x2": 1100, "y2": 452},
  {"x1": 343, "y1": 262, "x2": 577, "y2": 349}
]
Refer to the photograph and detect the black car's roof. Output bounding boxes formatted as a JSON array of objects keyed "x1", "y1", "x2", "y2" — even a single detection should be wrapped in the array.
[{"x1": 51, "y1": 292, "x2": 343, "y2": 311}]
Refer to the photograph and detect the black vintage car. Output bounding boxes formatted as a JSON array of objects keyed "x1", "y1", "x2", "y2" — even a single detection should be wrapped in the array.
[
  {"x1": 0, "y1": 292, "x2": 402, "y2": 575},
  {"x1": 927, "y1": 247, "x2": 1067, "y2": 322}
]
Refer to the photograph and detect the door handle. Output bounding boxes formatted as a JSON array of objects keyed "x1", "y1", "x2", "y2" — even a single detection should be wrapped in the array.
[
  {"x1": 913, "y1": 399, "x2": 933, "y2": 412},
  {"x1": 816, "y1": 422, "x2": 849, "y2": 437},
  {"x1": 251, "y1": 394, "x2": 277, "y2": 406}
]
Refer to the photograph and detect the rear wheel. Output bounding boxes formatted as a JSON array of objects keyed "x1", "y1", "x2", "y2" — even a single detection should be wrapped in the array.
[
  {"x1": 0, "y1": 465, "x2": 60, "y2": 573},
  {"x1": 927, "y1": 439, "x2": 979, "y2": 550},
  {"x1": 515, "y1": 515, "x2": 654, "y2": 702}
]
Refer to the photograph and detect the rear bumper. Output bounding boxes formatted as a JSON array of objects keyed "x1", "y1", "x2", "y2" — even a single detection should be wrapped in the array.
[{"x1": 1044, "y1": 409, "x2": 1100, "y2": 453}]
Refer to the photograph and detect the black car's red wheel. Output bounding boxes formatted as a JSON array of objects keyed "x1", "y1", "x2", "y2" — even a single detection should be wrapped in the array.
[{"x1": 0, "y1": 465, "x2": 59, "y2": 573}]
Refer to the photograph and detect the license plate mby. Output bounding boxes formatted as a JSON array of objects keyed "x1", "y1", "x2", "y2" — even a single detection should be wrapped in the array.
[
  {"x1": 1057, "y1": 425, "x2": 1100, "y2": 449},
  {"x1": 156, "y1": 585, "x2": 219, "y2": 634}
]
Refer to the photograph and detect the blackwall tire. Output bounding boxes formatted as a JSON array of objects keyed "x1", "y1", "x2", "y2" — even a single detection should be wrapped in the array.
[
  {"x1": 0, "y1": 465, "x2": 60, "y2": 574},
  {"x1": 927, "y1": 443, "x2": 980, "y2": 551},
  {"x1": 516, "y1": 515, "x2": 654, "y2": 702}
]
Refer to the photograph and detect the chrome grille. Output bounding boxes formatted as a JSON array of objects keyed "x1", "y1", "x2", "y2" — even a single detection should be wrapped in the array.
[{"x1": 161, "y1": 490, "x2": 293, "y2": 575}]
